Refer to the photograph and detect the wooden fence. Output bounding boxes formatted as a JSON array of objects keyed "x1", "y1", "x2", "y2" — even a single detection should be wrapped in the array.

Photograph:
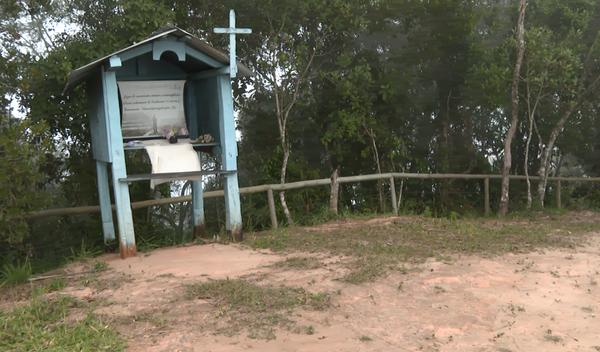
[{"x1": 25, "y1": 173, "x2": 600, "y2": 229}]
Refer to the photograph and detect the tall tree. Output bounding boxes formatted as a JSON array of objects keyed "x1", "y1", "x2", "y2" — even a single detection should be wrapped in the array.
[
  {"x1": 499, "y1": 0, "x2": 527, "y2": 216},
  {"x1": 237, "y1": 0, "x2": 368, "y2": 224}
]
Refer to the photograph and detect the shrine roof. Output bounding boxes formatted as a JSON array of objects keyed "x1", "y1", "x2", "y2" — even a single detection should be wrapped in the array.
[{"x1": 64, "y1": 24, "x2": 254, "y2": 92}]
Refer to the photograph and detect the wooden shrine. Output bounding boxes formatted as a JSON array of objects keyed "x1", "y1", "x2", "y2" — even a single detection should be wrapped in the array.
[{"x1": 64, "y1": 14, "x2": 252, "y2": 258}]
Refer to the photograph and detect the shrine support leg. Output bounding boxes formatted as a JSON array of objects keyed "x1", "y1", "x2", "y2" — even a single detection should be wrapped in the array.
[
  {"x1": 217, "y1": 74, "x2": 243, "y2": 241},
  {"x1": 102, "y1": 67, "x2": 137, "y2": 258},
  {"x1": 192, "y1": 174, "x2": 205, "y2": 239},
  {"x1": 96, "y1": 160, "x2": 116, "y2": 244},
  {"x1": 111, "y1": 154, "x2": 137, "y2": 258}
]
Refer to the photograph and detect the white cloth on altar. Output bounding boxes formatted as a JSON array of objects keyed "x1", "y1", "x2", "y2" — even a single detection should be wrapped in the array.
[{"x1": 139, "y1": 139, "x2": 201, "y2": 189}]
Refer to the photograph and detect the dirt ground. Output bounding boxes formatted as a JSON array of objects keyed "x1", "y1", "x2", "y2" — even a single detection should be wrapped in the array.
[{"x1": 33, "y1": 216, "x2": 600, "y2": 351}]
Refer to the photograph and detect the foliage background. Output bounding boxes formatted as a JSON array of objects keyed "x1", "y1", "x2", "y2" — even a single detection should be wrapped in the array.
[{"x1": 1, "y1": 0, "x2": 599, "y2": 270}]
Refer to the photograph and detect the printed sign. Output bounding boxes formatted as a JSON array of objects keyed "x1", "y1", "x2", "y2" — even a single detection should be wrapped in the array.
[{"x1": 118, "y1": 80, "x2": 187, "y2": 138}]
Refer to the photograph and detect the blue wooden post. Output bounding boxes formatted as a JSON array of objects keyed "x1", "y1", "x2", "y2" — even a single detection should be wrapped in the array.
[
  {"x1": 96, "y1": 160, "x2": 116, "y2": 243},
  {"x1": 192, "y1": 152, "x2": 205, "y2": 239},
  {"x1": 216, "y1": 74, "x2": 243, "y2": 241},
  {"x1": 102, "y1": 64, "x2": 137, "y2": 258}
]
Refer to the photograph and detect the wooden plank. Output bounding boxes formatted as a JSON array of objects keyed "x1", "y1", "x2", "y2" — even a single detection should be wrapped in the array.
[
  {"x1": 484, "y1": 178, "x2": 490, "y2": 217},
  {"x1": 192, "y1": 175, "x2": 205, "y2": 239},
  {"x1": 390, "y1": 173, "x2": 600, "y2": 182},
  {"x1": 119, "y1": 170, "x2": 236, "y2": 182},
  {"x1": 186, "y1": 46, "x2": 225, "y2": 69},
  {"x1": 217, "y1": 73, "x2": 243, "y2": 241},
  {"x1": 88, "y1": 74, "x2": 112, "y2": 163},
  {"x1": 102, "y1": 67, "x2": 137, "y2": 258},
  {"x1": 23, "y1": 173, "x2": 600, "y2": 219},
  {"x1": 153, "y1": 41, "x2": 186, "y2": 61},
  {"x1": 107, "y1": 55, "x2": 122, "y2": 70},
  {"x1": 557, "y1": 180, "x2": 562, "y2": 209},
  {"x1": 390, "y1": 177, "x2": 398, "y2": 215},
  {"x1": 185, "y1": 81, "x2": 199, "y2": 140},
  {"x1": 123, "y1": 142, "x2": 219, "y2": 150},
  {"x1": 117, "y1": 43, "x2": 153, "y2": 62},
  {"x1": 267, "y1": 188, "x2": 278, "y2": 229},
  {"x1": 188, "y1": 67, "x2": 230, "y2": 81},
  {"x1": 96, "y1": 160, "x2": 116, "y2": 242}
]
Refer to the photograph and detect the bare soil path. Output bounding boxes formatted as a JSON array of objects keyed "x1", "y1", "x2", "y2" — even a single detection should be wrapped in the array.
[{"x1": 41, "y1": 216, "x2": 600, "y2": 351}]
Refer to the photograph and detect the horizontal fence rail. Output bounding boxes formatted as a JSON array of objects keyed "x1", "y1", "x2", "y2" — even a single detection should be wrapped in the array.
[{"x1": 24, "y1": 173, "x2": 600, "y2": 224}]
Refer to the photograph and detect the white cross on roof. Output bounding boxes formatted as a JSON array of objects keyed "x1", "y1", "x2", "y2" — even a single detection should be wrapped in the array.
[{"x1": 214, "y1": 10, "x2": 252, "y2": 78}]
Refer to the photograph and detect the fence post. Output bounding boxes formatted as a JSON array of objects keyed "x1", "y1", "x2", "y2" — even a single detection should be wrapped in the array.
[
  {"x1": 390, "y1": 176, "x2": 398, "y2": 215},
  {"x1": 484, "y1": 178, "x2": 490, "y2": 217},
  {"x1": 267, "y1": 187, "x2": 278, "y2": 230},
  {"x1": 329, "y1": 168, "x2": 339, "y2": 214},
  {"x1": 556, "y1": 180, "x2": 561, "y2": 209}
]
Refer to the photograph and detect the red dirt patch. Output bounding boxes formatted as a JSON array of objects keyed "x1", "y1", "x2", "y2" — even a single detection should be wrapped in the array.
[{"x1": 14, "y1": 215, "x2": 600, "y2": 352}]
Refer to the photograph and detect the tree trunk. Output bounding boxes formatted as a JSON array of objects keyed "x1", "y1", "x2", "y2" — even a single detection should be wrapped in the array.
[
  {"x1": 524, "y1": 69, "x2": 545, "y2": 210},
  {"x1": 279, "y1": 144, "x2": 293, "y2": 225},
  {"x1": 366, "y1": 127, "x2": 383, "y2": 210},
  {"x1": 499, "y1": 0, "x2": 527, "y2": 216},
  {"x1": 329, "y1": 167, "x2": 339, "y2": 214},
  {"x1": 536, "y1": 35, "x2": 600, "y2": 205},
  {"x1": 537, "y1": 103, "x2": 578, "y2": 206},
  {"x1": 525, "y1": 111, "x2": 534, "y2": 210},
  {"x1": 266, "y1": 17, "x2": 321, "y2": 227}
]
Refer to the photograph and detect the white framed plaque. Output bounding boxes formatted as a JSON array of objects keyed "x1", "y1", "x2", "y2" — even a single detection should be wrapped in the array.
[{"x1": 117, "y1": 80, "x2": 187, "y2": 138}]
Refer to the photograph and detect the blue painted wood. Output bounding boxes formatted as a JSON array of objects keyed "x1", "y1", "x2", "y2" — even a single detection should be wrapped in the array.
[
  {"x1": 108, "y1": 55, "x2": 122, "y2": 70},
  {"x1": 187, "y1": 67, "x2": 230, "y2": 81},
  {"x1": 87, "y1": 74, "x2": 112, "y2": 163},
  {"x1": 192, "y1": 151, "x2": 204, "y2": 238},
  {"x1": 116, "y1": 53, "x2": 186, "y2": 81},
  {"x1": 153, "y1": 41, "x2": 186, "y2": 61},
  {"x1": 217, "y1": 75, "x2": 238, "y2": 161},
  {"x1": 185, "y1": 47, "x2": 224, "y2": 69},
  {"x1": 118, "y1": 43, "x2": 153, "y2": 62},
  {"x1": 185, "y1": 81, "x2": 199, "y2": 140},
  {"x1": 137, "y1": 55, "x2": 146, "y2": 76},
  {"x1": 196, "y1": 77, "x2": 220, "y2": 145},
  {"x1": 213, "y1": 10, "x2": 252, "y2": 78},
  {"x1": 96, "y1": 160, "x2": 116, "y2": 243},
  {"x1": 118, "y1": 170, "x2": 236, "y2": 182},
  {"x1": 216, "y1": 74, "x2": 242, "y2": 238},
  {"x1": 192, "y1": 180, "x2": 204, "y2": 224},
  {"x1": 123, "y1": 142, "x2": 219, "y2": 150},
  {"x1": 102, "y1": 66, "x2": 137, "y2": 257},
  {"x1": 117, "y1": 74, "x2": 188, "y2": 81}
]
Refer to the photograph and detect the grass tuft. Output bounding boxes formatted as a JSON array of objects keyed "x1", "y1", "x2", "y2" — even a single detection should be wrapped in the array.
[
  {"x1": 0, "y1": 260, "x2": 31, "y2": 287},
  {"x1": 0, "y1": 295, "x2": 126, "y2": 351},
  {"x1": 69, "y1": 240, "x2": 103, "y2": 262},
  {"x1": 187, "y1": 278, "x2": 330, "y2": 339},
  {"x1": 247, "y1": 215, "x2": 594, "y2": 283},
  {"x1": 273, "y1": 256, "x2": 321, "y2": 270},
  {"x1": 545, "y1": 335, "x2": 562, "y2": 343}
]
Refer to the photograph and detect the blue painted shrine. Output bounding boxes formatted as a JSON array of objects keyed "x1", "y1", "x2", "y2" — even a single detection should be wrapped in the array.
[{"x1": 64, "y1": 19, "x2": 252, "y2": 258}]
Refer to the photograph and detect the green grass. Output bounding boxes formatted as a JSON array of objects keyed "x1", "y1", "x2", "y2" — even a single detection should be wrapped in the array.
[
  {"x1": 248, "y1": 214, "x2": 596, "y2": 283},
  {"x1": 272, "y1": 256, "x2": 321, "y2": 269},
  {"x1": 545, "y1": 335, "x2": 562, "y2": 343},
  {"x1": 69, "y1": 240, "x2": 104, "y2": 262},
  {"x1": 187, "y1": 278, "x2": 330, "y2": 339},
  {"x1": 92, "y1": 260, "x2": 108, "y2": 271},
  {"x1": 0, "y1": 260, "x2": 31, "y2": 287},
  {"x1": 0, "y1": 294, "x2": 126, "y2": 351}
]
